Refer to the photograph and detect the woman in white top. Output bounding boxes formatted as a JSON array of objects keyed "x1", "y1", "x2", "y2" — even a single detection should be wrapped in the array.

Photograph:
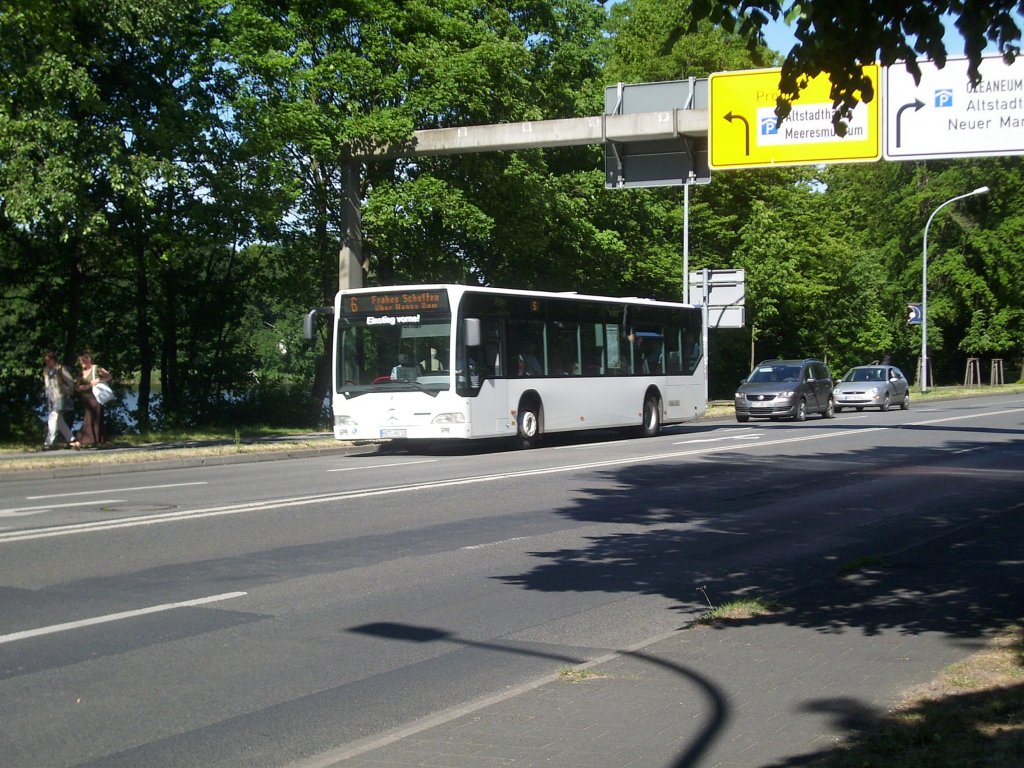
[{"x1": 42, "y1": 352, "x2": 75, "y2": 449}]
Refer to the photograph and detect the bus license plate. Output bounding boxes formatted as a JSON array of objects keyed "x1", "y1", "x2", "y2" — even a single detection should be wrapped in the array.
[{"x1": 380, "y1": 429, "x2": 407, "y2": 438}]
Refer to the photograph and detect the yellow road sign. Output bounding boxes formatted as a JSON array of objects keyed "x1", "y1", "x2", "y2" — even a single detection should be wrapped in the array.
[{"x1": 709, "y1": 67, "x2": 881, "y2": 169}]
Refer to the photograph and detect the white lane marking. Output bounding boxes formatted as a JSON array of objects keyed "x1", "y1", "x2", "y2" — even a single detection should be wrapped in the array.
[
  {"x1": 554, "y1": 437, "x2": 638, "y2": 450},
  {"x1": 328, "y1": 459, "x2": 437, "y2": 473},
  {"x1": 2, "y1": 405, "x2": 1020, "y2": 544},
  {"x1": 27, "y1": 481, "x2": 207, "y2": 500},
  {"x1": 673, "y1": 433, "x2": 764, "y2": 445},
  {"x1": 0, "y1": 591, "x2": 247, "y2": 645},
  {"x1": 462, "y1": 537, "x2": 528, "y2": 550},
  {"x1": 0, "y1": 500, "x2": 123, "y2": 517},
  {"x1": 906, "y1": 407, "x2": 1023, "y2": 426}
]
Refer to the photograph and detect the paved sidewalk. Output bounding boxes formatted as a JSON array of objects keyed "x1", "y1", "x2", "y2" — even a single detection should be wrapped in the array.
[{"x1": 298, "y1": 502, "x2": 1023, "y2": 768}]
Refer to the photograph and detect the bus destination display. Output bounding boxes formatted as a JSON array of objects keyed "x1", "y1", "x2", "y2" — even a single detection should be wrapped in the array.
[{"x1": 346, "y1": 290, "x2": 449, "y2": 316}]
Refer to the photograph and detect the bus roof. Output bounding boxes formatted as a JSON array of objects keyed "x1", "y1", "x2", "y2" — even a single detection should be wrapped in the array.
[{"x1": 338, "y1": 284, "x2": 698, "y2": 309}]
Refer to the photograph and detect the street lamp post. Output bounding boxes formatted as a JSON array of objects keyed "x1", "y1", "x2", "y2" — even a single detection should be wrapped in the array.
[{"x1": 920, "y1": 185, "x2": 989, "y2": 393}]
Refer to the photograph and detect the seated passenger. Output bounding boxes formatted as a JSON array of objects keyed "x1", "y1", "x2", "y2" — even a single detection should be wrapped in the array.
[
  {"x1": 391, "y1": 354, "x2": 421, "y2": 381},
  {"x1": 518, "y1": 342, "x2": 543, "y2": 376},
  {"x1": 420, "y1": 347, "x2": 443, "y2": 371}
]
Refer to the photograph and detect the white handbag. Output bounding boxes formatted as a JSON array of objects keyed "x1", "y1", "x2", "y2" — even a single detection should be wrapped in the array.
[{"x1": 92, "y1": 382, "x2": 115, "y2": 405}]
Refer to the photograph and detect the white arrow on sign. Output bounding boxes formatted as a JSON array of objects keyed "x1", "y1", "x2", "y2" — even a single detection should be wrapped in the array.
[{"x1": 884, "y1": 56, "x2": 1024, "y2": 160}]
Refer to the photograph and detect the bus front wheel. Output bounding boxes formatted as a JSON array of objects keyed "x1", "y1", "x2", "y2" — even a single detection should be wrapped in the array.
[{"x1": 516, "y1": 400, "x2": 541, "y2": 449}]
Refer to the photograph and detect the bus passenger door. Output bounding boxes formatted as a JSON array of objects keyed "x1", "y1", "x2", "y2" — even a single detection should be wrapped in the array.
[{"x1": 461, "y1": 316, "x2": 513, "y2": 437}]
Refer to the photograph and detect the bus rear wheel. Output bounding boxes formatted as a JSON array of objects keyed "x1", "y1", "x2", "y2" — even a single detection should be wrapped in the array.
[{"x1": 641, "y1": 394, "x2": 661, "y2": 437}]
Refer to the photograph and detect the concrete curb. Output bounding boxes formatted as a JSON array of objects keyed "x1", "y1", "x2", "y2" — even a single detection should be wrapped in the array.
[{"x1": 0, "y1": 442, "x2": 381, "y2": 483}]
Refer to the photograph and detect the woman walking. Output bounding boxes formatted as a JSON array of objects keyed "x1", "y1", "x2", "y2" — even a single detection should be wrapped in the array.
[
  {"x1": 75, "y1": 351, "x2": 112, "y2": 448},
  {"x1": 42, "y1": 352, "x2": 76, "y2": 450}
]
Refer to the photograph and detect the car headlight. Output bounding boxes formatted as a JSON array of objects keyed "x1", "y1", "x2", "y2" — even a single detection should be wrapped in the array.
[{"x1": 775, "y1": 391, "x2": 797, "y2": 401}]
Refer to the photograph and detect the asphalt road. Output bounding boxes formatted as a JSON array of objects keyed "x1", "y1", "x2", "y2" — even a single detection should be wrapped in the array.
[{"x1": 1, "y1": 393, "x2": 1022, "y2": 767}]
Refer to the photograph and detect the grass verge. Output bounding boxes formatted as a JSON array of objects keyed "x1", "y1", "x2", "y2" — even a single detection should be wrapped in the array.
[
  {"x1": 692, "y1": 597, "x2": 1023, "y2": 767},
  {"x1": 807, "y1": 623, "x2": 1024, "y2": 767}
]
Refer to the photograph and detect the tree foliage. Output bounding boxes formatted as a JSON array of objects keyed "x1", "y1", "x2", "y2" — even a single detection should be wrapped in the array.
[
  {"x1": 687, "y1": 1, "x2": 1023, "y2": 126},
  {"x1": 2, "y1": 0, "x2": 1023, "y2": 440}
]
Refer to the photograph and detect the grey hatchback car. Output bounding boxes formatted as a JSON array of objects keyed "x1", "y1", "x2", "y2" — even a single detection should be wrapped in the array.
[
  {"x1": 833, "y1": 365, "x2": 910, "y2": 412},
  {"x1": 734, "y1": 359, "x2": 835, "y2": 422}
]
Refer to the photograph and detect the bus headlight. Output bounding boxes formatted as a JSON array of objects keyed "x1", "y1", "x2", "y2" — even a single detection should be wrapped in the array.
[{"x1": 432, "y1": 412, "x2": 466, "y2": 424}]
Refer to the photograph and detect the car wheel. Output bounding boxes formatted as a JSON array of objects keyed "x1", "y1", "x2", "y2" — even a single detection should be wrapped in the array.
[
  {"x1": 822, "y1": 397, "x2": 835, "y2": 419},
  {"x1": 834, "y1": 405, "x2": 844, "y2": 413},
  {"x1": 880, "y1": 393, "x2": 890, "y2": 412},
  {"x1": 794, "y1": 398, "x2": 807, "y2": 422},
  {"x1": 900, "y1": 392, "x2": 910, "y2": 410},
  {"x1": 736, "y1": 414, "x2": 750, "y2": 423},
  {"x1": 641, "y1": 395, "x2": 661, "y2": 437}
]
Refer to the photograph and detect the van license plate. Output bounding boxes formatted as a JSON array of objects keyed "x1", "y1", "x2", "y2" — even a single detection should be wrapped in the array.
[{"x1": 380, "y1": 429, "x2": 407, "y2": 438}]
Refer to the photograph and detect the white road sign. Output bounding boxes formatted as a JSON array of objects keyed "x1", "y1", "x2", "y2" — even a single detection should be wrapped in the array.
[{"x1": 884, "y1": 55, "x2": 1024, "y2": 160}]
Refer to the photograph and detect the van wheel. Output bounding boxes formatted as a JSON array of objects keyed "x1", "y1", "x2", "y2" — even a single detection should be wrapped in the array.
[
  {"x1": 641, "y1": 395, "x2": 661, "y2": 437},
  {"x1": 794, "y1": 398, "x2": 807, "y2": 422},
  {"x1": 736, "y1": 414, "x2": 750, "y2": 423},
  {"x1": 822, "y1": 397, "x2": 835, "y2": 419},
  {"x1": 516, "y1": 401, "x2": 541, "y2": 449}
]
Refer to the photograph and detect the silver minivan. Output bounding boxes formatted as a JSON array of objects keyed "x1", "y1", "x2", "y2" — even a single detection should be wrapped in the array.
[{"x1": 734, "y1": 359, "x2": 835, "y2": 422}]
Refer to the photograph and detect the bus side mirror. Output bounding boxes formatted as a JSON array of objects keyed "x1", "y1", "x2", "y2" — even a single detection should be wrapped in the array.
[
  {"x1": 464, "y1": 317, "x2": 481, "y2": 347},
  {"x1": 303, "y1": 306, "x2": 334, "y2": 341}
]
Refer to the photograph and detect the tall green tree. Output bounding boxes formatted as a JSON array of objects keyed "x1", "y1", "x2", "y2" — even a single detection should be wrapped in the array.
[
  {"x1": 0, "y1": 1, "x2": 289, "y2": 435},
  {"x1": 220, "y1": 0, "x2": 612, "y2": 410},
  {"x1": 820, "y1": 157, "x2": 1020, "y2": 384}
]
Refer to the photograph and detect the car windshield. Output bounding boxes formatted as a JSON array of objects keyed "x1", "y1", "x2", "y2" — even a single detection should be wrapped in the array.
[
  {"x1": 842, "y1": 367, "x2": 885, "y2": 383},
  {"x1": 747, "y1": 364, "x2": 801, "y2": 383}
]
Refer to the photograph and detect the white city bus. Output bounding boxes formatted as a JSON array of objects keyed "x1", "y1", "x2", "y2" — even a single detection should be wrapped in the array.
[{"x1": 312, "y1": 284, "x2": 705, "y2": 446}]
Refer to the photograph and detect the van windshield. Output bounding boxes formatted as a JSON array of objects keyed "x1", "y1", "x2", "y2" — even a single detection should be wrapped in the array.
[{"x1": 748, "y1": 364, "x2": 801, "y2": 383}]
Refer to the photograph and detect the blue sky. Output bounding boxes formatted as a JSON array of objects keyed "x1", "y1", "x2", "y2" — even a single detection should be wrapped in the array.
[
  {"x1": 755, "y1": 14, "x2": 1021, "y2": 60},
  {"x1": 604, "y1": 3, "x2": 1020, "y2": 62},
  {"x1": 761, "y1": 17, "x2": 797, "y2": 54}
]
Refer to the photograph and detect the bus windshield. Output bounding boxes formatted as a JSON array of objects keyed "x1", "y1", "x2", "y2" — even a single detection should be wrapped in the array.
[{"x1": 338, "y1": 316, "x2": 452, "y2": 395}]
